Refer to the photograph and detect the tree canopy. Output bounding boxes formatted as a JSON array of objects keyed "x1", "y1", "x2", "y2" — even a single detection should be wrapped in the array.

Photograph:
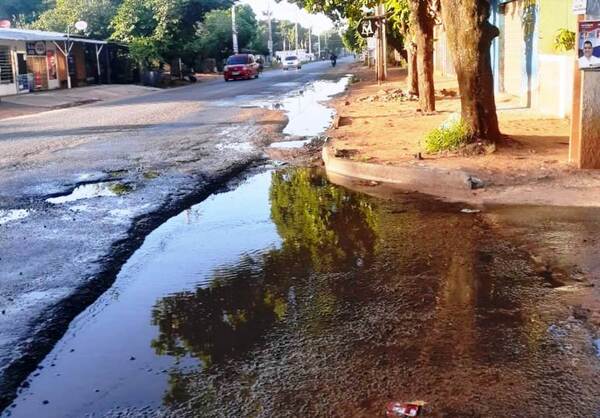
[
  {"x1": 0, "y1": 0, "x2": 48, "y2": 26},
  {"x1": 33, "y1": 0, "x2": 118, "y2": 39}
]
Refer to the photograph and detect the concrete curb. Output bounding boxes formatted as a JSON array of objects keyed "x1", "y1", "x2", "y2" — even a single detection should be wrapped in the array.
[{"x1": 322, "y1": 143, "x2": 476, "y2": 199}]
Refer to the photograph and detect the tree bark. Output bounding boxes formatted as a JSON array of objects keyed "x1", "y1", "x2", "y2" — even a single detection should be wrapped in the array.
[
  {"x1": 406, "y1": 40, "x2": 419, "y2": 95},
  {"x1": 440, "y1": 0, "x2": 501, "y2": 141},
  {"x1": 409, "y1": 0, "x2": 435, "y2": 112}
]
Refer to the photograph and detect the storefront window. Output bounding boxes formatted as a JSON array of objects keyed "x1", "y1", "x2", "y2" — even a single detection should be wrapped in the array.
[{"x1": 0, "y1": 46, "x2": 14, "y2": 84}]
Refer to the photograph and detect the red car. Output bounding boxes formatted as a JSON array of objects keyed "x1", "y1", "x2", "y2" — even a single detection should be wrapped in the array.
[{"x1": 224, "y1": 54, "x2": 260, "y2": 81}]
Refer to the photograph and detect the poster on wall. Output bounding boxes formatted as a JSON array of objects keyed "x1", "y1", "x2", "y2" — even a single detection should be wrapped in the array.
[
  {"x1": 46, "y1": 50, "x2": 57, "y2": 80},
  {"x1": 578, "y1": 20, "x2": 600, "y2": 68},
  {"x1": 587, "y1": 0, "x2": 600, "y2": 16},
  {"x1": 26, "y1": 41, "x2": 46, "y2": 56}
]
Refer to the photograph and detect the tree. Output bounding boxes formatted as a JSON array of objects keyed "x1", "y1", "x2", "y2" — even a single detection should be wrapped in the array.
[
  {"x1": 111, "y1": 0, "x2": 234, "y2": 68},
  {"x1": 408, "y1": 0, "x2": 436, "y2": 112},
  {"x1": 385, "y1": 0, "x2": 417, "y2": 94},
  {"x1": 342, "y1": 22, "x2": 365, "y2": 53},
  {"x1": 322, "y1": 29, "x2": 344, "y2": 54},
  {"x1": 0, "y1": 0, "x2": 47, "y2": 26},
  {"x1": 196, "y1": 5, "x2": 258, "y2": 64},
  {"x1": 33, "y1": 0, "x2": 118, "y2": 39},
  {"x1": 439, "y1": 0, "x2": 500, "y2": 140}
]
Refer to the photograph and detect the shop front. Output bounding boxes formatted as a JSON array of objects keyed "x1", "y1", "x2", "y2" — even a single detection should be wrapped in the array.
[{"x1": 0, "y1": 28, "x2": 108, "y2": 97}]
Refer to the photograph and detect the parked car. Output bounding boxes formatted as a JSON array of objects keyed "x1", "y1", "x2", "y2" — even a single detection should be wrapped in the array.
[
  {"x1": 223, "y1": 54, "x2": 260, "y2": 81},
  {"x1": 282, "y1": 56, "x2": 301, "y2": 70}
]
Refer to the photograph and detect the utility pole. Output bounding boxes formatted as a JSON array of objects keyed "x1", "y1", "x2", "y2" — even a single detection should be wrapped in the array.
[
  {"x1": 381, "y1": 4, "x2": 387, "y2": 79},
  {"x1": 231, "y1": 4, "x2": 239, "y2": 54},
  {"x1": 267, "y1": 8, "x2": 273, "y2": 62},
  {"x1": 308, "y1": 26, "x2": 312, "y2": 56},
  {"x1": 317, "y1": 33, "x2": 321, "y2": 59},
  {"x1": 294, "y1": 21, "x2": 299, "y2": 54},
  {"x1": 375, "y1": 4, "x2": 385, "y2": 83}
]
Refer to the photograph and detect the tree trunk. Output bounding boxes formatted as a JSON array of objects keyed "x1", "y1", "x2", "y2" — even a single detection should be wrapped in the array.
[
  {"x1": 409, "y1": 0, "x2": 435, "y2": 112},
  {"x1": 406, "y1": 40, "x2": 419, "y2": 95},
  {"x1": 440, "y1": 0, "x2": 501, "y2": 141}
]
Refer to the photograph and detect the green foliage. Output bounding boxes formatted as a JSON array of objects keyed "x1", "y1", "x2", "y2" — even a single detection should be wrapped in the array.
[
  {"x1": 111, "y1": 0, "x2": 234, "y2": 68},
  {"x1": 0, "y1": 0, "x2": 47, "y2": 26},
  {"x1": 269, "y1": 168, "x2": 378, "y2": 272},
  {"x1": 424, "y1": 115, "x2": 472, "y2": 153},
  {"x1": 341, "y1": 23, "x2": 364, "y2": 53},
  {"x1": 195, "y1": 5, "x2": 257, "y2": 64},
  {"x1": 150, "y1": 168, "x2": 380, "y2": 370},
  {"x1": 128, "y1": 37, "x2": 162, "y2": 68},
  {"x1": 110, "y1": 0, "x2": 157, "y2": 42},
  {"x1": 289, "y1": 0, "x2": 409, "y2": 56},
  {"x1": 32, "y1": 0, "x2": 118, "y2": 39},
  {"x1": 385, "y1": 0, "x2": 410, "y2": 35},
  {"x1": 553, "y1": 28, "x2": 576, "y2": 52}
]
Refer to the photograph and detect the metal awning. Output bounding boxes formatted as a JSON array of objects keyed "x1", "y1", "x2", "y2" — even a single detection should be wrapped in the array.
[{"x1": 0, "y1": 28, "x2": 107, "y2": 44}]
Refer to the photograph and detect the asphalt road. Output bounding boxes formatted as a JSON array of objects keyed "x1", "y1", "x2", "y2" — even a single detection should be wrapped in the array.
[{"x1": 0, "y1": 57, "x2": 353, "y2": 410}]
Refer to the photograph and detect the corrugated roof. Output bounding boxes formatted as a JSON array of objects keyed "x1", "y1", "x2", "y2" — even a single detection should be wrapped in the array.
[{"x1": 0, "y1": 28, "x2": 107, "y2": 44}]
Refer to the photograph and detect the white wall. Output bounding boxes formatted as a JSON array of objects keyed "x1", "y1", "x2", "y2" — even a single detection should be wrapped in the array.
[
  {"x1": 534, "y1": 54, "x2": 574, "y2": 118},
  {"x1": 0, "y1": 40, "x2": 18, "y2": 97}
]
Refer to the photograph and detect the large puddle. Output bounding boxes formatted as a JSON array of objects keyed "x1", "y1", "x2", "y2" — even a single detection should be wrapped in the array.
[{"x1": 4, "y1": 167, "x2": 600, "y2": 417}]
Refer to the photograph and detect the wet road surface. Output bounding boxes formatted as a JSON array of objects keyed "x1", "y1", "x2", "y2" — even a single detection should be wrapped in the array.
[
  {"x1": 2, "y1": 57, "x2": 600, "y2": 417},
  {"x1": 3, "y1": 167, "x2": 600, "y2": 417},
  {"x1": 0, "y1": 59, "x2": 353, "y2": 409}
]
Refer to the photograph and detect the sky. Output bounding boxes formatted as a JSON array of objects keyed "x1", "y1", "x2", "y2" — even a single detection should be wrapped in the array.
[{"x1": 240, "y1": 0, "x2": 333, "y2": 34}]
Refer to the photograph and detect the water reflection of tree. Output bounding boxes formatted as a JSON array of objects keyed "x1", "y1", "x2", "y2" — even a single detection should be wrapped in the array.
[
  {"x1": 269, "y1": 168, "x2": 378, "y2": 272},
  {"x1": 150, "y1": 168, "x2": 379, "y2": 406},
  {"x1": 146, "y1": 168, "x2": 578, "y2": 416}
]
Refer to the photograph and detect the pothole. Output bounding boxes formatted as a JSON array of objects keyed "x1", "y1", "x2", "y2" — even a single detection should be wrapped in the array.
[
  {"x1": 46, "y1": 182, "x2": 132, "y2": 204},
  {"x1": 0, "y1": 209, "x2": 31, "y2": 226}
]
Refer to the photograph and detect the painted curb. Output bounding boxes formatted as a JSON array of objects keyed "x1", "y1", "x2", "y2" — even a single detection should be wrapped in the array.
[{"x1": 322, "y1": 143, "x2": 475, "y2": 197}]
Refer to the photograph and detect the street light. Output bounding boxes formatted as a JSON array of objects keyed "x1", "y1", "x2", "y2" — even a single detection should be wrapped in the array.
[{"x1": 65, "y1": 20, "x2": 88, "y2": 89}]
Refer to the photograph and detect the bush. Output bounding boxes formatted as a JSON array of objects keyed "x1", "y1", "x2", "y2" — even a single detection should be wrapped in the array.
[{"x1": 424, "y1": 114, "x2": 472, "y2": 153}]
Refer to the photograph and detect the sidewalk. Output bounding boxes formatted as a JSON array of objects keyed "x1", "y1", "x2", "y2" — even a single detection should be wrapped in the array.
[
  {"x1": 0, "y1": 84, "x2": 160, "y2": 120},
  {"x1": 324, "y1": 64, "x2": 600, "y2": 207}
]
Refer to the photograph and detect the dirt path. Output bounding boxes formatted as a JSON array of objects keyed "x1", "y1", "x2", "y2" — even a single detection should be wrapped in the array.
[{"x1": 326, "y1": 65, "x2": 600, "y2": 206}]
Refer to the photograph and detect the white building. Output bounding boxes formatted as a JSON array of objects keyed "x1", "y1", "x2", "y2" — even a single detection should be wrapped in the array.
[{"x1": 0, "y1": 28, "x2": 108, "y2": 97}]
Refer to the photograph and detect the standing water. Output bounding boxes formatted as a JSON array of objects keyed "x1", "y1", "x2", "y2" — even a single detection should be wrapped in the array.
[
  {"x1": 3, "y1": 74, "x2": 600, "y2": 417},
  {"x1": 4, "y1": 168, "x2": 600, "y2": 417}
]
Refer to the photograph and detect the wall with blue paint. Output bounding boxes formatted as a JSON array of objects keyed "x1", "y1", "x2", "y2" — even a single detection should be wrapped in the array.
[{"x1": 490, "y1": 0, "x2": 501, "y2": 93}]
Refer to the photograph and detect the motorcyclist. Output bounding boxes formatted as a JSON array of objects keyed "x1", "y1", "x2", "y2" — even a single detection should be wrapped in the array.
[{"x1": 330, "y1": 53, "x2": 337, "y2": 67}]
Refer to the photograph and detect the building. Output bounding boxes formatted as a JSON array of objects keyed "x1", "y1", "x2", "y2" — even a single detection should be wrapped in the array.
[
  {"x1": 0, "y1": 28, "x2": 118, "y2": 98},
  {"x1": 434, "y1": 0, "x2": 577, "y2": 118}
]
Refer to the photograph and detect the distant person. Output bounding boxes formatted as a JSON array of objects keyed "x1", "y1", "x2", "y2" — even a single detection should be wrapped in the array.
[
  {"x1": 330, "y1": 53, "x2": 337, "y2": 67},
  {"x1": 579, "y1": 40, "x2": 600, "y2": 68}
]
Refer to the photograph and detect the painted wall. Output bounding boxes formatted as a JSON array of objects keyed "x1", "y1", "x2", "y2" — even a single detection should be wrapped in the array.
[
  {"x1": 0, "y1": 40, "x2": 18, "y2": 97},
  {"x1": 537, "y1": 0, "x2": 577, "y2": 55}
]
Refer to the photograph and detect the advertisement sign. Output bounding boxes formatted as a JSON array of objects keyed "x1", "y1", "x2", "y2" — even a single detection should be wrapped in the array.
[
  {"x1": 26, "y1": 41, "x2": 46, "y2": 56},
  {"x1": 587, "y1": 0, "x2": 600, "y2": 16},
  {"x1": 359, "y1": 19, "x2": 376, "y2": 38},
  {"x1": 46, "y1": 50, "x2": 57, "y2": 80},
  {"x1": 579, "y1": 21, "x2": 600, "y2": 68},
  {"x1": 573, "y1": 0, "x2": 587, "y2": 14}
]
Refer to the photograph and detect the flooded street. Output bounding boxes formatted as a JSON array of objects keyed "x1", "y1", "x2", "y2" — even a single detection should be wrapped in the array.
[
  {"x1": 4, "y1": 166, "x2": 600, "y2": 417},
  {"x1": 1, "y1": 65, "x2": 599, "y2": 417}
]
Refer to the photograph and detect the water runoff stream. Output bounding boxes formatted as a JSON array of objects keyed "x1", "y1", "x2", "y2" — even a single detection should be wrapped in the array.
[{"x1": 2, "y1": 74, "x2": 600, "y2": 418}]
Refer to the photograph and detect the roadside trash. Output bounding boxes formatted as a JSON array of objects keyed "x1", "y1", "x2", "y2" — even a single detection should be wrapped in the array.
[
  {"x1": 461, "y1": 208, "x2": 481, "y2": 214},
  {"x1": 386, "y1": 400, "x2": 426, "y2": 417},
  {"x1": 466, "y1": 175, "x2": 485, "y2": 189}
]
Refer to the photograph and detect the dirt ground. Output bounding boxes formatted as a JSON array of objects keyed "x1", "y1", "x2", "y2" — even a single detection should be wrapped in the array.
[{"x1": 327, "y1": 65, "x2": 600, "y2": 206}]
